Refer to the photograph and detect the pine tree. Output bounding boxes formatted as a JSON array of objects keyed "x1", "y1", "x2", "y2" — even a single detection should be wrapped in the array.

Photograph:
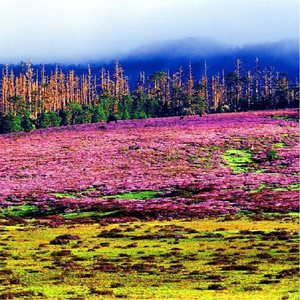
[
  {"x1": 21, "y1": 110, "x2": 35, "y2": 132},
  {"x1": 118, "y1": 94, "x2": 133, "y2": 120},
  {"x1": 132, "y1": 91, "x2": 148, "y2": 118},
  {"x1": 252, "y1": 57, "x2": 261, "y2": 109},
  {"x1": 274, "y1": 73, "x2": 289, "y2": 109},
  {"x1": 1, "y1": 113, "x2": 22, "y2": 133},
  {"x1": 187, "y1": 62, "x2": 194, "y2": 104},
  {"x1": 92, "y1": 104, "x2": 106, "y2": 123}
]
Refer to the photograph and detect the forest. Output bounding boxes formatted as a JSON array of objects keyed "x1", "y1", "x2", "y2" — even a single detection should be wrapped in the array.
[{"x1": 0, "y1": 59, "x2": 299, "y2": 133}]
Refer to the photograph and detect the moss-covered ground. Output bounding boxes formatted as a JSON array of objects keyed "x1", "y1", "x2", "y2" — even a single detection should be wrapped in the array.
[
  {"x1": 0, "y1": 215, "x2": 298, "y2": 299},
  {"x1": 221, "y1": 149, "x2": 254, "y2": 173}
]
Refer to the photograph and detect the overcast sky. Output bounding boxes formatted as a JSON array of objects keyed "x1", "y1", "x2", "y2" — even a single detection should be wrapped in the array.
[{"x1": 0, "y1": 0, "x2": 299, "y2": 63}]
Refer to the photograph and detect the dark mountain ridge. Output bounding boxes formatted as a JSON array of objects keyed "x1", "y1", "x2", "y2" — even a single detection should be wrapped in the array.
[
  {"x1": 114, "y1": 37, "x2": 299, "y2": 83},
  {"x1": 1, "y1": 37, "x2": 299, "y2": 88}
]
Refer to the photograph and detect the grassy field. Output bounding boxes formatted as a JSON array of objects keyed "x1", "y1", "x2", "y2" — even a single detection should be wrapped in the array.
[
  {"x1": 0, "y1": 215, "x2": 299, "y2": 299},
  {"x1": 0, "y1": 109, "x2": 299, "y2": 299}
]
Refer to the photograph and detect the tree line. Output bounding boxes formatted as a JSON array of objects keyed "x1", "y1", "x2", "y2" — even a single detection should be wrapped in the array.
[{"x1": 0, "y1": 59, "x2": 299, "y2": 133}]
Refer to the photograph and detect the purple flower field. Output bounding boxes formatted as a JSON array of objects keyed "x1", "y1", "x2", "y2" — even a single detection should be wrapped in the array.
[{"x1": 0, "y1": 109, "x2": 299, "y2": 223}]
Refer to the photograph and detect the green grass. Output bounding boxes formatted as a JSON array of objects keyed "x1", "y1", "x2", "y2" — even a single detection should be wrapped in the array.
[
  {"x1": 221, "y1": 149, "x2": 254, "y2": 173},
  {"x1": 52, "y1": 190, "x2": 164, "y2": 200},
  {"x1": 50, "y1": 192, "x2": 76, "y2": 198},
  {"x1": 273, "y1": 142, "x2": 287, "y2": 148},
  {"x1": 267, "y1": 115, "x2": 299, "y2": 122},
  {"x1": 250, "y1": 182, "x2": 299, "y2": 193},
  {"x1": 0, "y1": 204, "x2": 38, "y2": 217},
  {"x1": 273, "y1": 182, "x2": 299, "y2": 191},
  {"x1": 104, "y1": 190, "x2": 162, "y2": 200},
  {"x1": 1, "y1": 190, "x2": 165, "y2": 219},
  {"x1": 59, "y1": 210, "x2": 122, "y2": 219}
]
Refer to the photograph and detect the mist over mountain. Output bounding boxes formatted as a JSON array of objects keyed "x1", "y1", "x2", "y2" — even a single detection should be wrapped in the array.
[
  {"x1": 126, "y1": 37, "x2": 227, "y2": 59},
  {"x1": 1, "y1": 37, "x2": 299, "y2": 88},
  {"x1": 91, "y1": 37, "x2": 299, "y2": 85}
]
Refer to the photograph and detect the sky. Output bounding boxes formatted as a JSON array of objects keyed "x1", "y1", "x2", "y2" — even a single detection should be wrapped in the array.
[{"x1": 0, "y1": 0, "x2": 299, "y2": 63}]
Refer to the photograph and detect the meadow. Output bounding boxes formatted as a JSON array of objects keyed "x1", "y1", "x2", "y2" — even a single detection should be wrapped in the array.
[{"x1": 0, "y1": 109, "x2": 299, "y2": 299}]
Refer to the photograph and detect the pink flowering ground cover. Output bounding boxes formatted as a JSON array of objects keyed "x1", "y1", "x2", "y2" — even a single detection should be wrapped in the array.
[{"x1": 0, "y1": 109, "x2": 298, "y2": 222}]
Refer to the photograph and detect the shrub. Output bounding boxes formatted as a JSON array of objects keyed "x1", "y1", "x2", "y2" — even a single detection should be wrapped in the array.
[{"x1": 267, "y1": 149, "x2": 279, "y2": 161}]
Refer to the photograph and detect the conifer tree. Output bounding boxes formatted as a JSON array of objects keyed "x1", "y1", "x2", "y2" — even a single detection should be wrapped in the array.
[
  {"x1": 92, "y1": 103, "x2": 106, "y2": 123},
  {"x1": 21, "y1": 110, "x2": 35, "y2": 132},
  {"x1": 1, "y1": 113, "x2": 22, "y2": 133}
]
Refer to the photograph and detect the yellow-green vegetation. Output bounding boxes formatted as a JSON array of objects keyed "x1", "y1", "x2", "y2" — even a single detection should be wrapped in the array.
[
  {"x1": 0, "y1": 215, "x2": 298, "y2": 299},
  {"x1": 52, "y1": 190, "x2": 163, "y2": 200},
  {"x1": 59, "y1": 210, "x2": 122, "y2": 219},
  {"x1": 0, "y1": 204, "x2": 39, "y2": 217},
  {"x1": 221, "y1": 149, "x2": 254, "y2": 173},
  {"x1": 273, "y1": 142, "x2": 287, "y2": 148},
  {"x1": 250, "y1": 182, "x2": 300, "y2": 193}
]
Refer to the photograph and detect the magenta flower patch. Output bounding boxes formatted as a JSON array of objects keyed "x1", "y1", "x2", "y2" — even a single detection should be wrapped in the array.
[{"x1": 0, "y1": 109, "x2": 298, "y2": 223}]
